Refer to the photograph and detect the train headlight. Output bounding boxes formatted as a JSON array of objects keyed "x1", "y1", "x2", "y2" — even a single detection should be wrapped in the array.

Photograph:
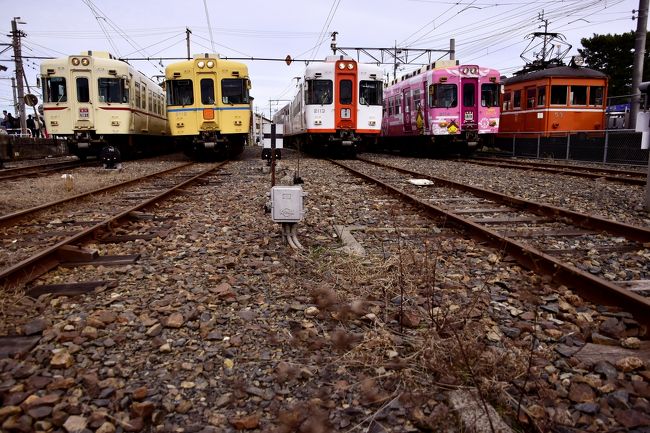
[
  {"x1": 206, "y1": 60, "x2": 215, "y2": 68},
  {"x1": 338, "y1": 63, "x2": 345, "y2": 70},
  {"x1": 81, "y1": 58, "x2": 90, "y2": 66},
  {"x1": 71, "y1": 58, "x2": 80, "y2": 66},
  {"x1": 197, "y1": 60, "x2": 206, "y2": 69},
  {"x1": 347, "y1": 63, "x2": 354, "y2": 70}
]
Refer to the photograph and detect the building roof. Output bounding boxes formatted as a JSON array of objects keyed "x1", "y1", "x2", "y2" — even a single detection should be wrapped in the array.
[{"x1": 504, "y1": 66, "x2": 607, "y2": 85}]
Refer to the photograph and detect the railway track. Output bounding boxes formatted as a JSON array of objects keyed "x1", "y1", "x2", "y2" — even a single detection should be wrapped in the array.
[
  {"x1": 464, "y1": 156, "x2": 647, "y2": 185},
  {"x1": 332, "y1": 157, "x2": 650, "y2": 328},
  {"x1": 0, "y1": 159, "x2": 93, "y2": 181},
  {"x1": 0, "y1": 162, "x2": 226, "y2": 288}
]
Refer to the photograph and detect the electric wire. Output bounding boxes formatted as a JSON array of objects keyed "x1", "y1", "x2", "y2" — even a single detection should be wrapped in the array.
[{"x1": 202, "y1": 0, "x2": 216, "y2": 52}]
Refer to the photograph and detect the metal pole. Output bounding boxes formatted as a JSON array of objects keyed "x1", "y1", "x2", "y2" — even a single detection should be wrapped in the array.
[
  {"x1": 271, "y1": 123, "x2": 276, "y2": 187},
  {"x1": 537, "y1": 134, "x2": 541, "y2": 158},
  {"x1": 11, "y1": 17, "x2": 27, "y2": 135},
  {"x1": 450, "y1": 38, "x2": 455, "y2": 61},
  {"x1": 603, "y1": 130, "x2": 609, "y2": 163},
  {"x1": 631, "y1": 0, "x2": 649, "y2": 129},
  {"x1": 186, "y1": 28, "x2": 192, "y2": 60},
  {"x1": 565, "y1": 134, "x2": 571, "y2": 160},
  {"x1": 512, "y1": 135, "x2": 516, "y2": 156}
]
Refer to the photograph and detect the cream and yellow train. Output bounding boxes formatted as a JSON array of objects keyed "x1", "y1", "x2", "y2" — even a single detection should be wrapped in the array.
[
  {"x1": 165, "y1": 54, "x2": 252, "y2": 159},
  {"x1": 40, "y1": 51, "x2": 170, "y2": 159}
]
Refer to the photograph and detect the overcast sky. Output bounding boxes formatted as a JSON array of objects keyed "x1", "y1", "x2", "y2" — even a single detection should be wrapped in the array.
[{"x1": 0, "y1": 0, "x2": 643, "y2": 118}]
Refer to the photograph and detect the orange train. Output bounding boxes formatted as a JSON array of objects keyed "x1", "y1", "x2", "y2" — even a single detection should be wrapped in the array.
[{"x1": 499, "y1": 65, "x2": 608, "y2": 135}]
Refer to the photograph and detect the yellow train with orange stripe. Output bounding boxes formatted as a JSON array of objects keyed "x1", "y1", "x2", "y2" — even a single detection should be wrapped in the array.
[{"x1": 165, "y1": 54, "x2": 252, "y2": 159}]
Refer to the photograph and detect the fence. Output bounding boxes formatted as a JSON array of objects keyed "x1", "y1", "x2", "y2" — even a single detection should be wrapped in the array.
[{"x1": 492, "y1": 130, "x2": 649, "y2": 166}]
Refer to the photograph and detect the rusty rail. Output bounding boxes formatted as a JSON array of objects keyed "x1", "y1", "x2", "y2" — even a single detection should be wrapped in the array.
[
  {"x1": 0, "y1": 162, "x2": 226, "y2": 289},
  {"x1": 332, "y1": 158, "x2": 650, "y2": 330}
]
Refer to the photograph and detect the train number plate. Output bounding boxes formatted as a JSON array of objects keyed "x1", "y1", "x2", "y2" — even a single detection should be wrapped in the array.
[
  {"x1": 79, "y1": 108, "x2": 89, "y2": 118},
  {"x1": 341, "y1": 108, "x2": 351, "y2": 119},
  {"x1": 464, "y1": 111, "x2": 474, "y2": 121}
]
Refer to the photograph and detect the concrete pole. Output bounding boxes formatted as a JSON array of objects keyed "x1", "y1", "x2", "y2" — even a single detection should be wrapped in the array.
[
  {"x1": 11, "y1": 18, "x2": 27, "y2": 134},
  {"x1": 636, "y1": 0, "x2": 650, "y2": 209},
  {"x1": 631, "y1": 0, "x2": 648, "y2": 129}
]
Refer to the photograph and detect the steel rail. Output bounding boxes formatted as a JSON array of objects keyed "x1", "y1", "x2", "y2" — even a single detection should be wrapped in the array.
[
  {"x1": 471, "y1": 156, "x2": 646, "y2": 179},
  {"x1": 331, "y1": 158, "x2": 650, "y2": 329},
  {"x1": 359, "y1": 157, "x2": 650, "y2": 243},
  {"x1": 0, "y1": 161, "x2": 94, "y2": 181},
  {"x1": 0, "y1": 162, "x2": 195, "y2": 228},
  {"x1": 0, "y1": 162, "x2": 226, "y2": 289}
]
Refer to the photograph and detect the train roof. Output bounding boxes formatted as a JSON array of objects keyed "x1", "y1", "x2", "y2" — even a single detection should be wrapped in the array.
[{"x1": 504, "y1": 66, "x2": 607, "y2": 85}]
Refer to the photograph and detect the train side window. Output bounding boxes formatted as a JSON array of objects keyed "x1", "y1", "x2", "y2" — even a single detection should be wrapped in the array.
[
  {"x1": 502, "y1": 92, "x2": 511, "y2": 111},
  {"x1": 525, "y1": 88, "x2": 535, "y2": 109},
  {"x1": 135, "y1": 82, "x2": 141, "y2": 108},
  {"x1": 201, "y1": 78, "x2": 215, "y2": 104},
  {"x1": 76, "y1": 77, "x2": 90, "y2": 103},
  {"x1": 589, "y1": 86, "x2": 604, "y2": 106},
  {"x1": 166, "y1": 79, "x2": 194, "y2": 106},
  {"x1": 513, "y1": 90, "x2": 521, "y2": 109},
  {"x1": 45, "y1": 77, "x2": 67, "y2": 103},
  {"x1": 550, "y1": 85, "x2": 567, "y2": 105},
  {"x1": 395, "y1": 95, "x2": 401, "y2": 114},
  {"x1": 481, "y1": 83, "x2": 499, "y2": 107},
  {"x1": 570, "y1": 85, "x2": 587, "y2": 105},
  {"x1": 142, "y1": 85, "x2": 148, "y2": 109},
  {"x1": 429, "y1": 84, "x2": 457, "y2": 108},
  {"x1": 537, "y1": 86, "x2": 546, "y2": 106}
]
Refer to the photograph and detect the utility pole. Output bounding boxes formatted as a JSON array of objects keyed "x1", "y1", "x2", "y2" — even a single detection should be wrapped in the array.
[
  {"x1": 186, "y1": 27, "x2": 192, "y2": 60},
  {"x1": 631, "y1": 0, "x2": 648, "y2": 130},
  {"x1": 638, "y1": 0, "x2": 650, "y2": 209},
  {"x1": 10, "y1": 17, "x2": 27, "y2": 135}
]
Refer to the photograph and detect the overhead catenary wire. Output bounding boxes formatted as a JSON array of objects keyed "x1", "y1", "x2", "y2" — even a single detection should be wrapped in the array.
[{"x1": 202, "y1": 0, "x2": 217, "y2": 52}]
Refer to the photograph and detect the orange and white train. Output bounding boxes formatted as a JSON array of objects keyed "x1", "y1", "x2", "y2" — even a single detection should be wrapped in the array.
[{"x1": 273, "y1": 55, "x2": 384, "y2": 156}]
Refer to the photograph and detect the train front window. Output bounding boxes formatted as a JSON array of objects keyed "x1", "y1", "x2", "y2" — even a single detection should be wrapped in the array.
[
  {"x1": 481, "y1": 83, "x2": 498, "y2": 107},
  {"x1": 550, "y1": 85, "x2": 567, "y2": 105},
  {"x1": 201, "y1": 79, "x2": 215, "y2": 104},
  {"x1": 570, "y1": 85, "x2": 587, "y2": 105},
  {"x1": 359, "y1": 81, "x2": 382, "y2": 105},
  {"x1": 306, "y1": 80, "x2": 332, "y2": 105},
  {"x1": 98, "y1": 78, "x2": 123, "y2": 103},
  {"x1": 340, "y1": 80, "x2": 352, "y2": 104},
  {"x1": 463, "y1": 83, "x2": 475, "y2": 106},
  {"x1": 76, "y1": 77, "x2": 89, "y2": 103},
  {"x1": 589, "y1": 86, "x2": 604, "y2": 106},
  {"x1": 221, "y1": 79, "x2": 249, "y2": 104},
  {"x1": 45, "y1": 77, "x2": 67, "y2": 103},
  {"x1": 428, "y1": 84, "x2": 457, "y2": 108},
  {"x1": 166, "y1": 79, "x2": 194, "y2": 106}
]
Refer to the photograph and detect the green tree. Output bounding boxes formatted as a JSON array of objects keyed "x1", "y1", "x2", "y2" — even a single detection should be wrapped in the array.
[{"x1": 579, "y1": 31, "x2": 650, "y2": 101}]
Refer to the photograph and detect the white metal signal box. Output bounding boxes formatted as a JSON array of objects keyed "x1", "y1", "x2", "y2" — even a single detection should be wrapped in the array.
[{"x1": 271, "y1": 185, "x2": 304, "y2": 222}]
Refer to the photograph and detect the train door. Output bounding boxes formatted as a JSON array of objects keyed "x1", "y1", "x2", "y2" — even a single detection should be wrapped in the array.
[
  {"x1": 71, "y1": 72, "x2": 93, "y2": 129},
  {"x1": 335, "y1": 61, "x2": 357, "y2": 131},
  {"x1": 523, "y1": 86, "x2": 537, "y2": 132},
  {"x1": 402, "y1": 89, "x2": 412, "y2": 133},
  {"x1": 422, "y1": 81, "x2": 429, "y2": 130},
  {"x1": 461, "y1": 79, "x2": 478, "y2": 131}
]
